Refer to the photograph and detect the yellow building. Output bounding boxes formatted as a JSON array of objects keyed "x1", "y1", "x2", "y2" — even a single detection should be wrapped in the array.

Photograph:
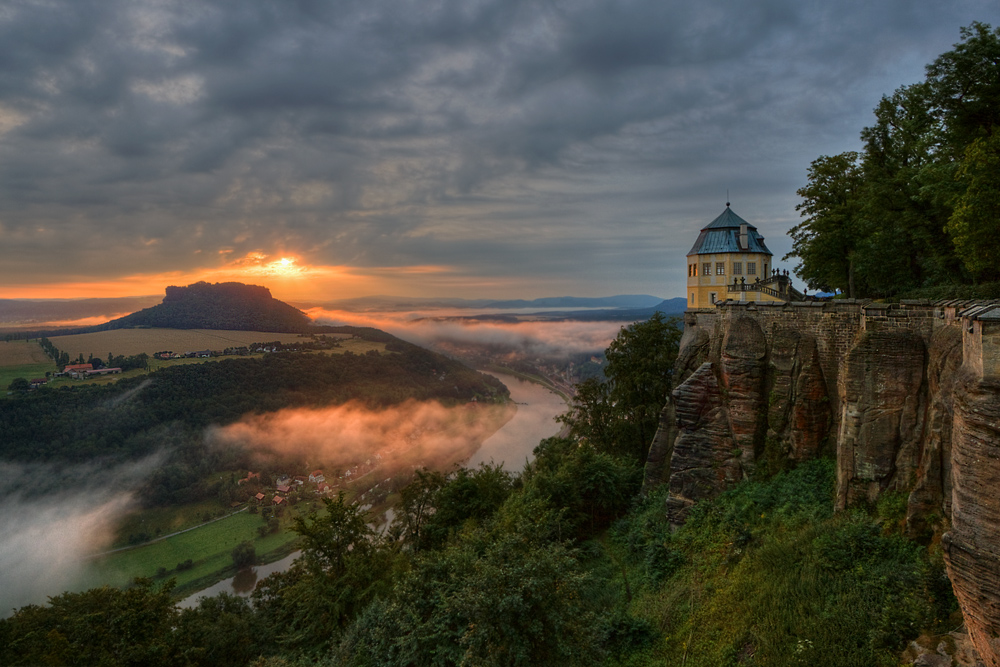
[{"x1": 686, "y1": 205, "x2": 798, "y2": 308}]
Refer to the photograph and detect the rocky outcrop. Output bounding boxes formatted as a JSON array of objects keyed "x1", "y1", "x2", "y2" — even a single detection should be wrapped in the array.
[
  {"x1": 655, "y1": 313, "x2": 836, "y2": 518},
  {"x1": 665, "y1": 362, "x2": 736, "y2": 523},
  {"x1": 646, "y1": 303, "x2": 976, "y2": 525},
  {"x1": 719, "y1": 317, "x2": 768, "y2": 474},
  {"x1": 907, "y1": 326, "x2": 963, "y2": 540},
  {"x1": 643, "y1": 299, "x2": 1000, "y2": 665},
  {"x1": 836, "y1": 330, "x2": 928, "y2": 509},
  {"x1": 944, "y1": 371, "x2": 1000, "y2": 667},
  {"x1": 765, "y1": 328, "x2": 830, "y2": 466}
]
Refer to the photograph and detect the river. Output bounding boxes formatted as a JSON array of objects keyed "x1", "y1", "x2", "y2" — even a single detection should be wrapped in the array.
[{"x1": 179, "y1": 372, "x2": 567, "y2": 608}]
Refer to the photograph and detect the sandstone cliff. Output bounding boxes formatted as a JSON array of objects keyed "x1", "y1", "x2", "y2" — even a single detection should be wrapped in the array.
[{"x1": 644, "y1": 299, "x2": 1000, "y2": 665}]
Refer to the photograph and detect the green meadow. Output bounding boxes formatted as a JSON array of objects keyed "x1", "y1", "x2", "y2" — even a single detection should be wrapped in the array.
[{"x1": 84, "y1": 507, "x2": 307, "y2": 597}]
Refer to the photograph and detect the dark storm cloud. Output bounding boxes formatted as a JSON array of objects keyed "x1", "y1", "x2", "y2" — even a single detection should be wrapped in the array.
[{"x1": 0, "y1": 0, "x2": 994, "y2": 295}]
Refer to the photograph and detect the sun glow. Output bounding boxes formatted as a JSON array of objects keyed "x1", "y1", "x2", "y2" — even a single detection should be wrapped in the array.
[{"x1": 264, "y1": 257, "x2": 301, "y2": 276}]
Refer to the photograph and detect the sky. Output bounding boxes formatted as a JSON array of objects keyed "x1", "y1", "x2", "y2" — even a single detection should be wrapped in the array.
[{"x1": 0, "y1": 0, "x2": 996, "y2": 302}]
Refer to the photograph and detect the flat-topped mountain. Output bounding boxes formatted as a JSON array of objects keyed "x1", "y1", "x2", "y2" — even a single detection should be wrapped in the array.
[{"x1": 97, "y1": 281, "x2": 312, "y2": 332}]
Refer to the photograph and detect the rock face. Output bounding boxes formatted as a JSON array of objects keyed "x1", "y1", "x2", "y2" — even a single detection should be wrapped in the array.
[
  {"x1": 665, "y1": 362, "x2": 734, "y2": 522},
  {"x1": 907, "y1": 326, "x2": 963, "y2": 540},
  {"x1": 644, "y1": 300, "x2": 1000, "y2": 666},
  {"x1": 944, "y1": 371, "x2": 1000, "y2": 667},
  {"x1": 765, "y1": 328, "x2": 830, "y2": 466},
  {"x1": 836, "y1": 330, "x2": 928, "y2": 509}
]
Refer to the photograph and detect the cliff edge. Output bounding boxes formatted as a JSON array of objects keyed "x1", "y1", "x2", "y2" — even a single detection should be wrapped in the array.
[{"x1": 644, "y1": 299, "x2": 1000, "y2": 665}]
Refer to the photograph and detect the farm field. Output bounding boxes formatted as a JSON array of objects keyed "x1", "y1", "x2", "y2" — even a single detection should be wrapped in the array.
[
  {"x1": 0, "y1": 340, "x2": 55, "y2": 390},
  {"x1": 83, "y1": 505, "x2": 312, "y2": 596},
  {"x1": 49, "y1": 328, "x2": 314, "y2": 358}
]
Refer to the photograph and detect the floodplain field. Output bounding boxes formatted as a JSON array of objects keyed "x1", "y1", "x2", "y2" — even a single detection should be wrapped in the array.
[
  {"x1": 83, "y1": 503, "x2": 315, "y2": 597},
  {"x1": 49, "y1": 328, "x2": 318, "y2": 358}
]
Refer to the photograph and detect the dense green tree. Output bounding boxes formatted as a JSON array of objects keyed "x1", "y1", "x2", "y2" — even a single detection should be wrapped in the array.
[
  {"x1": 7, "y1": 377, "x2": 29, "y2": 392},
  {"x1": 251, "y1": 494, "x2": 397, "y2": 655},
  {"x1": 393, "y1": 467, "x2": 446, "y2": 551},
  {"x1": 177, "y1": 593, "x2": 272, "y2": 666},
  {"x1": 558, "y1": 312, "x2": 680, "y2": 465},
  {"x1": 949, "y1": 130, "x2": 1000, "y2": 281},
  {"x1": 787, "y1": 22, "x2": 1000, "y2": 297},
  {"x1": 787, "y1": 152, "x2": 865, "y2": 296},
  {"x1": 0, "y1": 579, "x2": 185, "y2": 667},
  {"x1": 231, "y1": 540, "x2": 257, "y2": 568},
  {"x1": 336, "y1": 500, "x2": 603, "y2": 667}
]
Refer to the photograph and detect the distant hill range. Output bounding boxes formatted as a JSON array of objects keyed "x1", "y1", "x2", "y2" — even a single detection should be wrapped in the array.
[
  {"x1": 295, "y1": 294, "x2": 671, "y2": 312},
  {"x1": 437, "y1": 297, "x2": 688, "y2": 322},
  {"x1": 6, "y1": 288, "x2": 685, "y2": 339},
  {"x1": 538, "y1": 297, "x2": 688, "y2": 321}
]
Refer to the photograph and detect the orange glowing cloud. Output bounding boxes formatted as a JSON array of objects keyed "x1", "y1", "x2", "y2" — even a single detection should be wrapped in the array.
[
  {"x1": 209, "y1": 399, "x2": 514, "y2": 472},
  {"x1": 0, "y1": 251, "x2": 468, "y2": 302}
]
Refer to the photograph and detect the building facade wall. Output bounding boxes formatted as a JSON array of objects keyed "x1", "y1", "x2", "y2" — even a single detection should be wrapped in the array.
[{"x1": 686, "y1": 251, "x2": 775, "y2": 308}]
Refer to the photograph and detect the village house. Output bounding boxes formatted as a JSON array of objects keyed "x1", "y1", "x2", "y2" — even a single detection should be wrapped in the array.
[
  {"x1": 276, "y1": 484, "x2": 291, "y2": 494},
  {"x1": 238, "y1": 471, "x2": 260, "y2": 485},
  {"x1": 255, "y1": 492, "x2": 266, "y2": 502},
  {"x1": 63, "y1": 363, "x2": 93, "y2": 378},
  {"x1": 85, "y1": 367, "x2": 122, "y2": 377},
  {"x1": 309, "y1": 470, "x2": 325, "y2": 483},
  {"x1": 272, "y1": 496, "x2": 284, "y2": 505}
]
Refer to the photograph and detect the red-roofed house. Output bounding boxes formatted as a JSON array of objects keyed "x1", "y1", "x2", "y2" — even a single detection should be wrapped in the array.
[
  {"x1": 255, "y1": 492, "x2": 266, "y2": 501},
  {"x1": 64, "y1": 364, "x2": 93, "y2": 372},
  {"x1": 238, "y1": 472, "x2": 260, "y2": 485},
  {"x1": 64, "y1": 363, "x2": 94, "y2": 378},
  {"x1": 309, "y1": 470, "x2": 325, "y2": 483},
  {"x1": 276, "y1": 484, "x2": 291, "y2": 494},
  {"x1": 272, "y1": 496, "x2": 284, "y2": 505},
  {"x1": 317, "y1": 483, "x2": 330, "y2": 494}
]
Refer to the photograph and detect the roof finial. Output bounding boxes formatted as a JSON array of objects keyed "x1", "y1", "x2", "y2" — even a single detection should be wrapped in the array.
[{"x1": 726, "y1": 189, "x2": 730, "y2": 208}]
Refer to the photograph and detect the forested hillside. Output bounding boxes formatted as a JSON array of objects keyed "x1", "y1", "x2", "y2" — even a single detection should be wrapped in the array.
[
  {"x1": 788, "y1": 23, "x2": 1000, "y2": 298},
  {"x1": 0, "y1": 330, "x2": 507, "y2": 505},
  {"x1": 0, "y1": 315, "x2": 956, "y2": 666}
]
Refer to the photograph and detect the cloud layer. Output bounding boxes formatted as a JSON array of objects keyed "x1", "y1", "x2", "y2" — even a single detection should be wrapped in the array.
[
  {"x1": 305, "y1": 306, "x2": 623, "y2": 357},
  {"x1": 0, "y1": 457, "x2": 162, "y2": 615},
  {"x1": 0, "y1": 1, "x2": 994, "y2": 299},
  {"x1": 209, "y1": 399, "x2": 514, "y2": 472}
]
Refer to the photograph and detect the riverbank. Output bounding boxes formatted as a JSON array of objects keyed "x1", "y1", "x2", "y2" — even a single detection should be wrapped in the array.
[{"x1": 179, "y1": 372, "x2": 568, "y2": 604}]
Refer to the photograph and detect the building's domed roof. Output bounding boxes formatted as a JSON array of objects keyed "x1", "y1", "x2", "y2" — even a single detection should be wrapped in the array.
[{"x1": 687, "y1": 205, "x2": 772, "y2": 256}]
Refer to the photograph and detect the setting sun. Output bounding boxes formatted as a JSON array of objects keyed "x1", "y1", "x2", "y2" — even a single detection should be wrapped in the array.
[{"x1": 265, "y1": 257, "x2": 301, "y2": 276}]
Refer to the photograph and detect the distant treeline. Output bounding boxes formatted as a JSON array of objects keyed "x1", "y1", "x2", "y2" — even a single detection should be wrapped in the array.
[
  {"x1": 37, "y1": 336, "x2": 149, "y2": 372},
  {"x1": 788, "y1": 23, "x2": 1000, "y2": 298}
]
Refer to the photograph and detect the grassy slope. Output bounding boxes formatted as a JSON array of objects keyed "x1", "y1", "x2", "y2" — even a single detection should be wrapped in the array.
[{"x1": 606, "y1": 460, "x2": 956, "y2": 667}]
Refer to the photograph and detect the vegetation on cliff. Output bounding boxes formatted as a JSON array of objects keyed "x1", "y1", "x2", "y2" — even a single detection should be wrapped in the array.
[
  {"x1": 0, "y1": 315, "x2": 958, "y2": 666},
  {"x1": 787, "y1": 23, "x2": 1000, "y2": 298}
]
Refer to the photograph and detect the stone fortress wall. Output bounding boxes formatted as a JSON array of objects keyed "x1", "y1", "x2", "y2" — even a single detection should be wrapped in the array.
[{"x1": 644, "y1": 298, "x2": 1000, "y2": 665}]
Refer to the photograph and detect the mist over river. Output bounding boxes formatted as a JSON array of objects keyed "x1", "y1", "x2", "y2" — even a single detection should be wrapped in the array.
[{"x1": 180, "y1": 372, "x2": 567, "y2": 607}]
